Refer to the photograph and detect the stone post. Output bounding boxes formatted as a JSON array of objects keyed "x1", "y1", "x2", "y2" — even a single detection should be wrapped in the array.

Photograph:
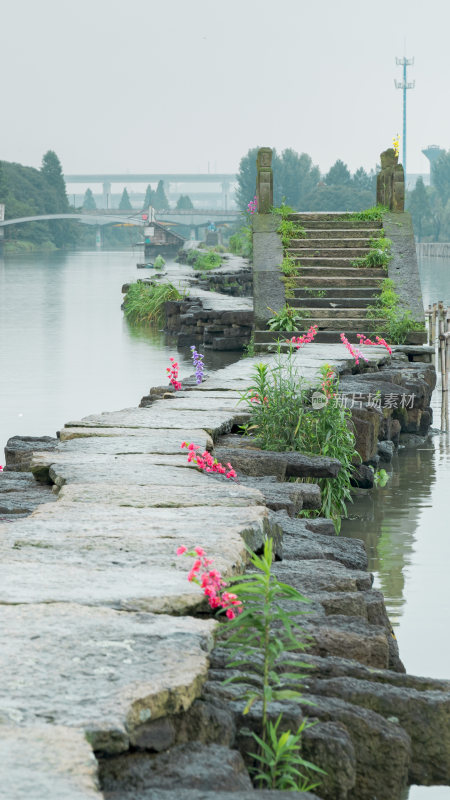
[
  {"x1": 376, "y1": 149, "x2": 405, "y2": 212},
  {"x1": 256, "y1": 147, "x2": 273, "y2": 213},
  {"x1": 252, "y1": 148, "x2": 285, "y2": 329}
]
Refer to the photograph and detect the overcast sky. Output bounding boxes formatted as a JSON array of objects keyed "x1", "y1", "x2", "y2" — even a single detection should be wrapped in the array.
[{"x1": 1, "y1": 0, "x2": 449, "y2": 180}]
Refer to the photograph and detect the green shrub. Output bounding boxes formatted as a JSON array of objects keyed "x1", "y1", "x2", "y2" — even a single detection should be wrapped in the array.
[
  {"x1": 352, "y1": 236, "x2": 392, "y2": 269},
  {"x1": 195, "y1": 250, "x2": 223, "y2": 270},
  {"x1": 347, "y1": 205, "x2": 389, "y2": 221},
  {"x1": 241, "y1": 357, "x2": 358, "y2": 531},
  {"x1": 123, "y1": 281, "x2": 183, "y2": 325},
  {"x1": 367, "y1": 278, "x2": 425, "y2": 344},
  {"x1": 267, "y1": 305, "x2": 305, "y2": 331},
  {"x1": 223, "y1": 538, "x2": 324, "y2": 792}
]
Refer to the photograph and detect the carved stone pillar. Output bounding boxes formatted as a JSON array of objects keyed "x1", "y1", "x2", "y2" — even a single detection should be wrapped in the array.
[
  {"x1": 376, "y1": 148, "x2": 404, "y2": 212},
  {"x1": 256, "y1": 147, "x2": 273, "y2": 213}
]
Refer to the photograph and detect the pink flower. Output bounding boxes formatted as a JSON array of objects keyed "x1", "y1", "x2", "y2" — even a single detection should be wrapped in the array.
[
  {"x1": 194, "y1": 546, "x2": 205, "y2": 556},
  {"x1": 340, "y1": 332, "x2": 368, "y2": 366},
  {"x1": 225, "y1": 609, "x2": 236, "y2": 619},
  {"x1": 176, "y1": 545, "x2": 187, "y2": 556}
]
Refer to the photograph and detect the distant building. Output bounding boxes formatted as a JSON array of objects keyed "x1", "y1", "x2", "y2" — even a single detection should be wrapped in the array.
[{"x1": 422, "y1": 145, "x2": 446, "y2": 187}]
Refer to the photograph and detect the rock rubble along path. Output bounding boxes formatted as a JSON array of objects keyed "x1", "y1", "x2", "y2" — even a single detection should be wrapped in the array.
[{"x1": 1, "y1": 344, "x2": 449, "y2": 800}]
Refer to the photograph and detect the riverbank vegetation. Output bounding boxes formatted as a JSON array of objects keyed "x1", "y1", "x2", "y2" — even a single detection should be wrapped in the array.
[
  {"x1": 123, "y1": 282, "x2": 183, "y2": 325},
  {"x1": 242, "y1": 354, "x2": 358, "y2": 531},
  {"x1": 367, "y1": 278, "x2": 425, "y2": 343}
]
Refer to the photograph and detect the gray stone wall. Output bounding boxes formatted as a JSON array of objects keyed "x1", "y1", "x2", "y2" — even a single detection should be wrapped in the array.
[
  {"x1": 165, "y1": 299, "x2": 253, "y2": 351},
  {"x1": 383, "y1": 211, "x2": 425, "y2": 324},
  {"x1": 252, "y1": 213, "x2": 285, "y2": 328}
]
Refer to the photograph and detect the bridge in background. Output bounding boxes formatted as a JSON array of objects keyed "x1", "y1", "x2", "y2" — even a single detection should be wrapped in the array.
[
  {"x1": 64, "y1": 173, "x2": 238, "y2": 209},
  {"x1": 0, "y1": 208, "x2": 243, "y2": 247}
]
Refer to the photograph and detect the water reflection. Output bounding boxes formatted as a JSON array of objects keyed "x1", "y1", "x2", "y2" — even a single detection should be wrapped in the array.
[
  {"x1": 0, "y1": 249, "x2": 236, "y2": 455},
  {"x1": 343, "y1": 445, "x2": 436, "y2": 622}
]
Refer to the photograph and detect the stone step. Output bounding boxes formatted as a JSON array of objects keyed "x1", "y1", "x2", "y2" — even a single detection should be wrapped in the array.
[
  {"x1": 254, "y1": 330, "x2": 386, "y2": 346},
  {"x1": 291, "y1": 238, "x2": 375, "y2": 248},
  {"x1": 289, "y1": 276, "x2": 384, "y2": 288},
  {"x1": 293, "y1": 308, "x2": 370, "y2": 319},
  {"x1": 290, "y1": 297, "x2": 375, "y2": 309},
  {"x1": 288, "y1": 266, "x2": 385, "y2": 279},
  {"x1": 254, "y1": 329, "x2": 428, "y2": 347},
  {"x1": 255, "y1": 320, "x2": 387, "y2": 340},
  {"x1": 288, "y1": 248, "x2": 371, "y2": 259},
  {"x1": 287, "y1": 217, "x2": 383, "y2": 229},
  {"x1": 290, "y1": 256, "x2": 385, "y2": 269},
  {"x1": 293, "y1": 287, "x2": 381, "y2": 299},
  {"x1": 301, "y1": 229, "x2": 383, "y2": 240}
]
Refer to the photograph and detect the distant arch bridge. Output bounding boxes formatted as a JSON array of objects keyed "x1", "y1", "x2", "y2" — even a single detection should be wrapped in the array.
[{"x1": 0, "y1": 209, "x2": 242, "y2": 230}]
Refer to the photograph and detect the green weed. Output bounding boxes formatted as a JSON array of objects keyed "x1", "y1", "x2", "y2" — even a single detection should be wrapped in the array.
[{"x1": 123, "y1": 281, "x2": 183, "y2": 325}]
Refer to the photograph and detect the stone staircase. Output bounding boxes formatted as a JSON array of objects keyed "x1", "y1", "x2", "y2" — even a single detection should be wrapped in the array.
[{"x1": 255, "y1": 212, "x2": 387, "y2": 348}]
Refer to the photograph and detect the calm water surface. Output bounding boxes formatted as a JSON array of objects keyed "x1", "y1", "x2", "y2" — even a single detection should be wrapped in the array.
[
  {"x1": 0, "y1": 249, "x2": 234, "y2": 456},
  {"x1": 342, "y1": 256, "x2": 450, "y2": 799},
  {"x1": 1, "y1": 249, "x2": 450, "y2": 798}
]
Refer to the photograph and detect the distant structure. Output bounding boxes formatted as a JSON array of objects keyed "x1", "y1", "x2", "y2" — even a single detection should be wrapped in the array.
[
  {"x1": 422, "y1": 145, "x2": 445, "y2": 187},
  {"x1": 395, "y1": 56, "x2": 415, "y2": 178}
]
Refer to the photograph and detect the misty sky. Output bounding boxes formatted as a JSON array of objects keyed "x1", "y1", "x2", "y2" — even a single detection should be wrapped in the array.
[{"x1": 2, "y1": 0, "x2": 449, "y2": 179}]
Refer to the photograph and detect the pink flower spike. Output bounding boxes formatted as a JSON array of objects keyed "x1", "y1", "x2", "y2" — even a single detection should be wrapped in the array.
[{"x1": 176, "y1": 546, "x2": 187, "y2": 556}]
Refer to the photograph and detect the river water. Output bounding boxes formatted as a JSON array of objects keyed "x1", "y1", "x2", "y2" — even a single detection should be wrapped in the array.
[
  {"x1": 342, "y1": 256, "x2": 450, "y2": 799},
  {"x1": 1, "y1": 249, "x2": 449, "y2": 797},
  {"x1": 0, "y1": 249, "x2": 235, "y2": 457}
]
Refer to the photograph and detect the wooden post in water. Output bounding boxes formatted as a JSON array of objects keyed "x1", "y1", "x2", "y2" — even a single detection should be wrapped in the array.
[
  {"x1": 431, "y1": 303, "x2": 437, "y2": 349},
  {"x1": 439, "y1": 310, "x2": 449, "y2": 431},
  {"x1": 426, "y1": 304, "x2": 432, "y2": 346}
]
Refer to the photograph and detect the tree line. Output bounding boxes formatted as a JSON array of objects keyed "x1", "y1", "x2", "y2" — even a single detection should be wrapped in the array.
[
  {"x1": 0, "y1": 151, "x2": 78, "y2": 247},
  {"x1": 236, "y1": 147, "x2": 377, "y2": 213},
  {"x1": 407, "y1": 151, "x2": 450, "y2": 241}
]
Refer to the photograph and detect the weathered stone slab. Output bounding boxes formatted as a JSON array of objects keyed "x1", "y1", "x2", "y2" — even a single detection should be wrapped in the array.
[
  {"x1": 57, "y1": 482, "x2": 265, "y2": 508},
  {"x1": 31, "y1": 451, "x2": 195, "y2": 486},
  {"x1": 214, "y1": 446, "x2": 341, "y2": 479},
  {"x1": 272, "y1": 512, "x2": 368, "y2": 571},
  {"x1": 65, "y1": 408, "x2": 250, "y2": 436},
  {"x1": 114, "y1": 792, "x2": 321, "y2": 800},
  {"x1": 30, "y1": 451, "x2": 233, "y2": 489},
  {"x1": 0, "y1": 725, "x2": 102, "y2": 799},
  {"x1": 309, "y1": 676, "x2": 450, "y2": 785},
  {"x1": 0, "y1": 471, "x2": 56, "y2": 516},
  {"x1": 0, "y1": 504, "x2": 273, "y2": 612},
  {"x1": 239, "y1": 476, "x2": 321, "y2": 515},
  {"x1": 272, "y1": 560, "x2": 373, "y2": 594},
  {"x1": 59, "y1": 428, "x2": 214, "y2": 452},
  {"x1": 4, "y1": 434, "x2": 58, "y2": 471},
  {"x1": 0, "y1": 604, "x2": 216, "y2": 754},
  {"x1": 149, "y1": 396, "x2": 246, "y2": 413},
  {"x1": 100, "y1": 743, "x2": 252, "y2": 794}
]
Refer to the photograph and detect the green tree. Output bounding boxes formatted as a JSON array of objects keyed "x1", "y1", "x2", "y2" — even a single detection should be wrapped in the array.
[
  {"x1": 432, "y1": 151, "x2": 450, "y2": 205},
  {"x1": 176, "y1": 194, "x2": 194, "y2": 210},
  {"x1": 325, "y1": 159, "x2": 351, "y2": 186},
  {"x1": 275, "y1": 149, "x2": 320, "y2": 208},
  {"x1": 236, "y1": 147, "x2": 260, "y2": 210},
  {"x1": 119, "y1": 188, "x2": 133, "y2": 210},
  {"x1": 301, "y1": 184, "x2": 374, "y2": 212},
  {"x1": 41, "y1": 150, "x2": 69, "y2": 211},
  {"x1": 407, "y1": 177, "x2": 431, "y2": 242},
  {"x1": 236, "y1": 147, "x2": 320, "y2": 211},
  {"x1": 83, "y1": 188, "x2": 96, "y2": 210},
  {"x1": 352, "y1": 166, "x2": 374, "y2": 192},
  {"x1": 143, "y1": 184, "x2": 156, "y2": 209},
  {"x1": 153, "y1": 180, "x2": 169, "y2": 210},
  {"x1": 0, "y1": 161, "x2": 8, "y2": 203}
]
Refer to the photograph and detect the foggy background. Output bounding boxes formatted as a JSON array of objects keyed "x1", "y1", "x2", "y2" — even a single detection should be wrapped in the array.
[{"x1": 1, "y1": 0, "x2": 447, "y2": 177}]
